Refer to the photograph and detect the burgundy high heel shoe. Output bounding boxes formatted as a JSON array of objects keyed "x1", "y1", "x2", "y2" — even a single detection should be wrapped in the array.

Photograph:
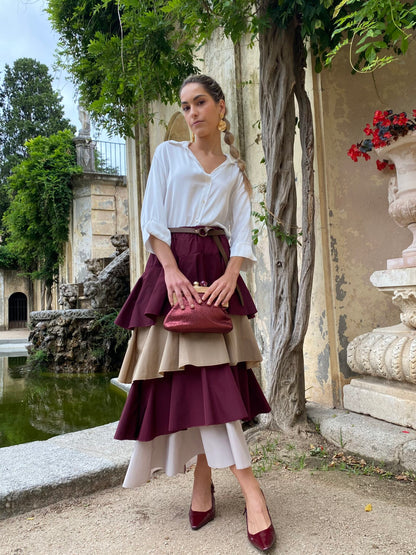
[
  {"x1": 244, "y1": 504, "x2": 276, "y2": 552},
  {"x1": 189, "y1": 483, "x2": 215, "y2": 530}
]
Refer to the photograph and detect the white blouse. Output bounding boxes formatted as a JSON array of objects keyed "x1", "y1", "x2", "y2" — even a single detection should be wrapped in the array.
[{"x1": 141, "y1": 140, "x2": 256, "y2": 271}]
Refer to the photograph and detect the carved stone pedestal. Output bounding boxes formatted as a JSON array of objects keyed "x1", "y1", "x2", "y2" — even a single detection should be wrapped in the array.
[
  {"x1": 346, "y1": 268, "x2": 416, "y2": 429},
  {"x1": 74, "y1": 136, "x2": 96, "y2": 172}
]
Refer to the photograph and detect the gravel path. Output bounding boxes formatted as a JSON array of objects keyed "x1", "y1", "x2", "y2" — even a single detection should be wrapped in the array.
[{"x1": 2, "y1": 431, "x2": 416, "y2": 555}]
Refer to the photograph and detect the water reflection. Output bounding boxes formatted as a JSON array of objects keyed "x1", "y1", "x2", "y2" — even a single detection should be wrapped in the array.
[{"x1": 0, "y1": 356, "x2": 126, "y2": 448}]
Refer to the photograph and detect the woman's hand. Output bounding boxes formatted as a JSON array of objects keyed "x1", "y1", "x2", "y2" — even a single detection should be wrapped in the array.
[
  {"x1": 202, "y1": 256, "x2": 243, "y2": 307},
  {"x1": 149, "y1": 235, "x2": 201, "y2": 309},
  {"x1": 164, "y1": 265, "x2": 201, "y2": 309}
]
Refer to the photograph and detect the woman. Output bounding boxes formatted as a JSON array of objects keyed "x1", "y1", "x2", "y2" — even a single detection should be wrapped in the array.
[{"x1": 114, "y1": 74, "x2": 275, "y2": 552}]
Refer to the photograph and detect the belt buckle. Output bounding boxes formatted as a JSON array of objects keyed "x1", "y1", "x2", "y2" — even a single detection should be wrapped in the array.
[{"x1": 196, "y1": 227, "x2": 211, "y2": 237}]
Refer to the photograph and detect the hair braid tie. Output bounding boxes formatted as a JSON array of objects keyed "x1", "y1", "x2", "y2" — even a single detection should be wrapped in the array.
[{"x1": 237, "y1": 159, "x2": 246, "y2": 173}]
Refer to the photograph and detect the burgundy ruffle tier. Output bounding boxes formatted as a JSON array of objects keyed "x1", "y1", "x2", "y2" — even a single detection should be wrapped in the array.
[
  {"x1": 114, "y1": 362, "x2": 270, "y2": 441},
  {"x1": 115, "y1": 232, "x2": 257, "y2": 330}
]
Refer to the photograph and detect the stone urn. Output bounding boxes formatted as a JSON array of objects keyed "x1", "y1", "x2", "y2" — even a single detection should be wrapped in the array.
[{"x1": 377, "y1": 131, "x2": 416, "y2": 268}]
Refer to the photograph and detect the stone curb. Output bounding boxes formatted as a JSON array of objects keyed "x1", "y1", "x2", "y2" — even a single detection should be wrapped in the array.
[
  {"x1": 0, "y1": 422, "x2": 134, "y2": 520},
  {"x1": 0, "y1": 339, "x2": 29, "y2": 345},
  {"x1": 0, "y1": 339, "x2": 30, "y2": 356},
  {"x1": 0, "y1": 347, "x2": 29, "y2": 354},
  {"x1": 307, "y1": 402, "x2": 416, "y2": 472}
]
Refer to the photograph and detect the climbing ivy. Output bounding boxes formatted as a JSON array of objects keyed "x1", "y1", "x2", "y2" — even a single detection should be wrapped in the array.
[{"x1": 252, "y1": 201, "x2": 301, "y2": 247}]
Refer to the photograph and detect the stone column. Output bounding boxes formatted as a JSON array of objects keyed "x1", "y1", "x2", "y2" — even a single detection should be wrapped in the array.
[{"x1": 345, "y1": 268, "x2": 416, "y2": 429}]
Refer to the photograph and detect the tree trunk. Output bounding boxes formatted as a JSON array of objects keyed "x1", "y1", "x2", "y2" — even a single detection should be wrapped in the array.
[
  {"x1": 258, "y1": 17, "x2": 315, "y2": 430},
  {"x1": 293, "y1": 26, "x2": 315, "y2": 358}
]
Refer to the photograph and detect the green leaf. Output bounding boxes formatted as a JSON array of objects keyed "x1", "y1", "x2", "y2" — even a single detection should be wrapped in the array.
[
  {"x1": 333, "y1": 0, "x2": 350, "y2": 19},
  {"x1": 365, "y1": 46, "x2": 376, "y2": 62}
]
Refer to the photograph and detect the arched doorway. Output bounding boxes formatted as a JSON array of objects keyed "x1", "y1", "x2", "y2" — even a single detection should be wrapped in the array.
[
  {"x1": 8, "y1": 292, "x2": 28, "y2": 329},
  {"x1": 164, "y1": 112, "x2": 190, "y2": 142}
]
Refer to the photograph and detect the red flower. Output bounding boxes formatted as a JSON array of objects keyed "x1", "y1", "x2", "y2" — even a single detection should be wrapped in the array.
[
  {"x1": 372, "y1": 133, "x2": 384, "y2": 148},
  {"x1": 373, "y1": 110, "x2": 384, "y2": 125},
  {"x1": 371, "y1": 128, "x2": 388, "y2": 149},
  {"x1": 347, "y1": 144, "x2": 361, "y2": 162},
  {"x1": 413, "y1": 109, "x2": 416, "y2": 118},
  {"x1": 384, "y1": 132, "x2": 392, "y2": 139},
  {"x1": 363, "y1": 124, "x2": 373, "y2": 136},
  {"x1": 363, "y1": 152, "x2": 371, "y2": 161},
  {"x1": 376, "y1": 160, "x2": 388, "y2": 171},
  {"x1": 393, "y1": 113, "x2": 408, "y2": 126}
]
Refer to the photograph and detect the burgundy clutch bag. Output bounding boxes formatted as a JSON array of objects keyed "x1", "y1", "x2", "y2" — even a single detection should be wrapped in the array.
[{"x1": 163, "y1": 286, "x2": 233, "y2": 334}]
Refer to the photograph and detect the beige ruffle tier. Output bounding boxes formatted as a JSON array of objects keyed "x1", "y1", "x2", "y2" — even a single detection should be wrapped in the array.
[{"x1": 118, "y1": 315, "x2": 262, "y2": 383}]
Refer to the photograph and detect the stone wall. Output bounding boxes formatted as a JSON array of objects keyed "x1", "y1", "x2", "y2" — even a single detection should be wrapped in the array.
[
  {"x1": 62, "y1": 172, "x2": 128, "y2": 285},
  {"x1": 27, "y1": 239, "x2": 131, "y2": 373},
  {"x1": 28, "y1": 309, "x2": 130, "y2": 373}
]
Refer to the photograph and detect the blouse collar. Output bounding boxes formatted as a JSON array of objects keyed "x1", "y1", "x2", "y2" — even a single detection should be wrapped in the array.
[{"x1": 180, "y1": 141, "x2": 235, "y2": 175}]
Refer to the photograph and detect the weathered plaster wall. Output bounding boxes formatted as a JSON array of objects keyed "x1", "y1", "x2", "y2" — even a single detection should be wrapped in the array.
[
  {"x1": 304, "y1": 44, "x2": 416, "y2": 406},
  {"x1": 71, "y1": 176, "x2": 92, "y2": 283},
  {"x1": 68, "y1": 173, "x2": 128, "y2": 283}
]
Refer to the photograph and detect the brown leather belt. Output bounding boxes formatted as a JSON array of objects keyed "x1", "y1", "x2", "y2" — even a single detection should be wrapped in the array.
[
  {"x1": 169, "y1": 227, "x2": 244, "y2": 306},
  {"x1": 169, "y1": 226, "x2": 225, "y2": 237}
]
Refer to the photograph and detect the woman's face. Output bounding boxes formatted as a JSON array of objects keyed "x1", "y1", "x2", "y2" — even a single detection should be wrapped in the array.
[{"x1": 180, "y1": 82, "x2": 225, "y2": 139}]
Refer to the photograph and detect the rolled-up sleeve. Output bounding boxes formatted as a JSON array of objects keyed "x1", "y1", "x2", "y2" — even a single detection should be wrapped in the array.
[
  {"x1": 229, "y1": 178, "x2": 257, "y2": 272},
  {"x1": 141, "y1": 145, "x2": 171, "y2": 253}
]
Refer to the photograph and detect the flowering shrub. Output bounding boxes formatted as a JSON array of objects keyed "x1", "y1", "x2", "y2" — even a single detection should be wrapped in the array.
[{"x1": 348, "y1": 109, "x2": 416, "y2": 170}]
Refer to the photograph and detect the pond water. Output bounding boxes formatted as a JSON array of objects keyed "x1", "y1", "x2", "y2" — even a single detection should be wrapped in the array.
[{"x1": 0, "y1": 355, "x2": 126, "y2": 448}]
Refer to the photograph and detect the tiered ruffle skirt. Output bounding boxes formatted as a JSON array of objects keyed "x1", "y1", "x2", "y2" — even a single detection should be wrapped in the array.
[{"x1": 114, "y1": 231, "x2": 270, "y2": 487}]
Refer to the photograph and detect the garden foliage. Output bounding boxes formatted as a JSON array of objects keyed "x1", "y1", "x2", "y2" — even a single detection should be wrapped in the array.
[{"x1": 3, "y1": 130, "x2": 81, "y2": 290}]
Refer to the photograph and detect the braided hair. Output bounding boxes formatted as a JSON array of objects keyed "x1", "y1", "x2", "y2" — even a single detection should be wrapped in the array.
[{"x1": 180, "y1": 75, "x2": 252, "y2": 196}]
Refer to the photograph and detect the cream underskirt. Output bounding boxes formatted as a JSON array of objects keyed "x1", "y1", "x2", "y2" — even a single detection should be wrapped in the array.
[
  {"x1": 122, "y1": 420, "x2": 251, "y2": 488},
  {"x1": 118, "y1": 315, "x2": 262, "y2": 383}
]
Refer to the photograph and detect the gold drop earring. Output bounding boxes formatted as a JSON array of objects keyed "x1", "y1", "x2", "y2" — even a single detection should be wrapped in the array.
[{"x1": 217, "y1": 113, "x2": 226, "y2": 132}]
